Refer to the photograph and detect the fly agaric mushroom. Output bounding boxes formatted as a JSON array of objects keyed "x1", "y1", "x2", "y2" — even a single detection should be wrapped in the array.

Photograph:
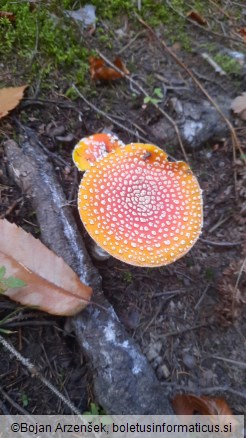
[
  {"x1": 72, "y1": 132, "x2": 125, "y2": 171},
  {"x1": 77, "y1": 143, "x2": 203, "y2": 267}
]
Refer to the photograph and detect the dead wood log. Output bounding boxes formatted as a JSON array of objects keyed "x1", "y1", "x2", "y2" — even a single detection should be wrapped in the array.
[{"x1": 4, "y1": 135, "x2": 173, "y2": 414}]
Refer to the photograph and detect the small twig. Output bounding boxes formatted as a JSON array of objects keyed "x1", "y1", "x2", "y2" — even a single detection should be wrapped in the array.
[
  {"x1": 195, "y1": 283, "x2": 211, "y2": 310},
  {"x1": 161, "y1": 382, "x2": 246, "y2": 400},
  {"x1": 3, "y1": 320, "x2": 56, "y2": 328},
  {"x1": 208, "y1": 0, "x2": 231, "y2": 19},
  {"x1": 29, "y1": 12, "x2": 39, "y2": 65},
  {"x1": 0, "y1": 196, "x2": 23, "y2": 219},
  {"x1": 210, "y1": 355, "x2": 246, "y2": 369},
  {"x1": 157, "y1": 323, "x2": 210, "y2": 338},
  {"x1": 142, "y1": 301, "x2": 164, "y2": 335},
  {"x1": 191, "y1": 69, "x2": 227, "y2": 92},
  {"x1": 21, "y1": 98, "x2": 81, "y2": 112},
  {"x1": 0, "y1": 386, "x2": 29, "y2": 415},
  {"x1": 107, "y1": 108, "x2": 149, "y2": 135},
  {"x1": 204, "y1": 386, "x2": 246, "y2": 400},
  {"x1": 154, "y1": 288, "x2": 187, "y2": 297},
  {"x1": 14, "y1": 119, "x2": 69, "y2": 167},
  {"x1": 0, "y1": 334, "x2": 81, "y2": 414},
  {"x1": 208, "y1": 214, "x2": 231, "y2": 233},
  {"x1": 118, "y1": 30, "x2": 146, "y2": 54},
  {"x1": 233, "y1": 256, "x2": 246, "y2": 319},
  {"x1": 201, "y1": 53, "x2": 227, "y2": 76},
  {"x1": 234, "y1": 256, "x2": 246, "y2": 291},
  {"x1": 200, "y1": 238, "x2": 243, "y2": 247},
  {"x1": 72, "y1": 84, "x2": 150, "y2": 143},
  {"x1": 95, "y1": 49, "x2": 188, "y2": 162},
  {"x1": 174, "y1": 269, "x2": 193, "y2": 282}
]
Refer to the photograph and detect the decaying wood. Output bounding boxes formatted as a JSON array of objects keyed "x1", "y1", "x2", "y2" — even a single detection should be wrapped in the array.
[{"x1": 4, "y1": 135, "x2": 173, "y2": 414}]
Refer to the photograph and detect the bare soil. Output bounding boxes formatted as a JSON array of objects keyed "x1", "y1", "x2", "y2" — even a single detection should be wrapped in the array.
[{"x1": 0, "y1": 6, "x2": 245, "y2": 415}]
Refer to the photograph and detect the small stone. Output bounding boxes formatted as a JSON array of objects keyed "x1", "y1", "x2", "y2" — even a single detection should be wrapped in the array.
[
  {"x1": 157, "y1": 364, "x2": 170, "y2": 379},
  {"x1": 183, "y1": 277, "x2": 191, "y2": 286},
  {"x1": 146, "y1": 341, "x2": 162, "y2": 362},
  {"x1": 182, "y1": 352, "x2": 196, "y2": 370},
  {"x1": 152, "y1": 356, "x2": 162, "y2": 370}
]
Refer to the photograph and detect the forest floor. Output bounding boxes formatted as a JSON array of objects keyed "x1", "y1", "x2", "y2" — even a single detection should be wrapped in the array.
[{"x1": 0, "y1": 0, "x2": 245, "y2": 415}]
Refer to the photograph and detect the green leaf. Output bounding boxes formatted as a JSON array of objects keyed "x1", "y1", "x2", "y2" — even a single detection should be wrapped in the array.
[
  {"x1": 151, "y1": 98, "x2": 162, "y2": 105},
  {"x1": 0, "y1": 266, "x2": 6, "y2": 280},
  {"x1": 4, "y1": 276, "x2": 26, "y2": 288},
  {"x1": 143, "y1": 96, "x2": 151, "y2": 104},
  {"x1": 153, "y1": 87, "x2": 164, "y2": 98},
  {"x1": 90, "y1": 403, "x2": 99, "y2": 415},
  {"x1": 21, "y1": 393, "x2": 29, "y2": 407}
]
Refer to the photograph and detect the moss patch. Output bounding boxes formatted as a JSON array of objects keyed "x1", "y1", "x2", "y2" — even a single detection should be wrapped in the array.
[
  {"x1": 0, "y1": 2, "x2": 89, "y2": 86},
  {"x1": 213, "y1": 53, "x2": 242, "y2": 75}
]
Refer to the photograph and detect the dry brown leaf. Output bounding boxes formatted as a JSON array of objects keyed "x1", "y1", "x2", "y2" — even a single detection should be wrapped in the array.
[
  {"x1": 0, "y1": 11, "x2": 15, "y2": 21},
  {"x1": 172, "y1": 394, "x2": 238, "y2": 431},
  {"x1": 187, "y1": 10, "x2": 208, "y2": 26},
  {"x1": 89, "y1": 56, "x2": 129, "y2": 81},
  {"x1": 237, "y1": 27, "x2": 246, "y2": 43},
  {"x1": 0, "y1": 219, "x2": 92, "y2": 316},
  {"x1": 231, "y1": 92, "x2": 246, "y2": 121},
  {"x1": 0, "y1": 85, "x2": 27, "y2": 119},
  {"x1": 172, "y1": 394, "x2": 233, "y2": 416}
]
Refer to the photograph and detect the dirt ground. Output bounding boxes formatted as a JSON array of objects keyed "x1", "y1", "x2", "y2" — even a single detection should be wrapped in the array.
[{"x1": 0, "y1": 1, "x2": 246, "y2": 415}]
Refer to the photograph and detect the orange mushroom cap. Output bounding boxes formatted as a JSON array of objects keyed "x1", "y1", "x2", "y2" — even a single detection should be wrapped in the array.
[
  {"x1": 78, "y1": 143, "x2": 203, "y2": 267},
  {"x1": 72, "y1": 132, "x2": 125, "y2": 171}
]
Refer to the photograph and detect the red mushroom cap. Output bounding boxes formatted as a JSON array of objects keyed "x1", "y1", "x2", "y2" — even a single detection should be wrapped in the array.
[
  {"x1": 78, "y1": 143, "x2": 203, "y2": 267},
  {"x1": 72, "y1": 132, "x2": 125, "y2": 171}
]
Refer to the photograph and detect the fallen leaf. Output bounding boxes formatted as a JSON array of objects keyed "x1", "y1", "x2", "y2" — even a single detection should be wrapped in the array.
[
  {"x1": 0, "y1": 219, "x2": 92, "y2": 316},
  {"x1": 172, "y1": 394, "x2": 233, "y2": 416},
  {"x1": 237, "y1": 27, "x2": 246, "y2": 43},
  {"x1": 187, "y1": 10, "x2": 208, "y2": 26},
  {"x1": 172, "y1": 394, "x2": 239, "y2": 431},
  {"x1": 231, "y1": 92, "x2": 246, "y2": 121},
  {"x1": 0, "y1": 11, "x2": 15, "y2": 22},
  {"x1": 113, "y1": 57, "x2": 130, "y2": 75},
  {"x1": 89, "y1": 56, "x2": 129, "y2": 81},
  {"x1": 0, "y1": 86, "x2": 27, "y2": 119}
]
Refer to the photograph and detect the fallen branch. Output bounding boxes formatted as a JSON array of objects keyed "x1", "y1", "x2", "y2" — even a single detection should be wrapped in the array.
[{"x1": 4, "y1": 134, "x2": 173, "y2": 414}]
